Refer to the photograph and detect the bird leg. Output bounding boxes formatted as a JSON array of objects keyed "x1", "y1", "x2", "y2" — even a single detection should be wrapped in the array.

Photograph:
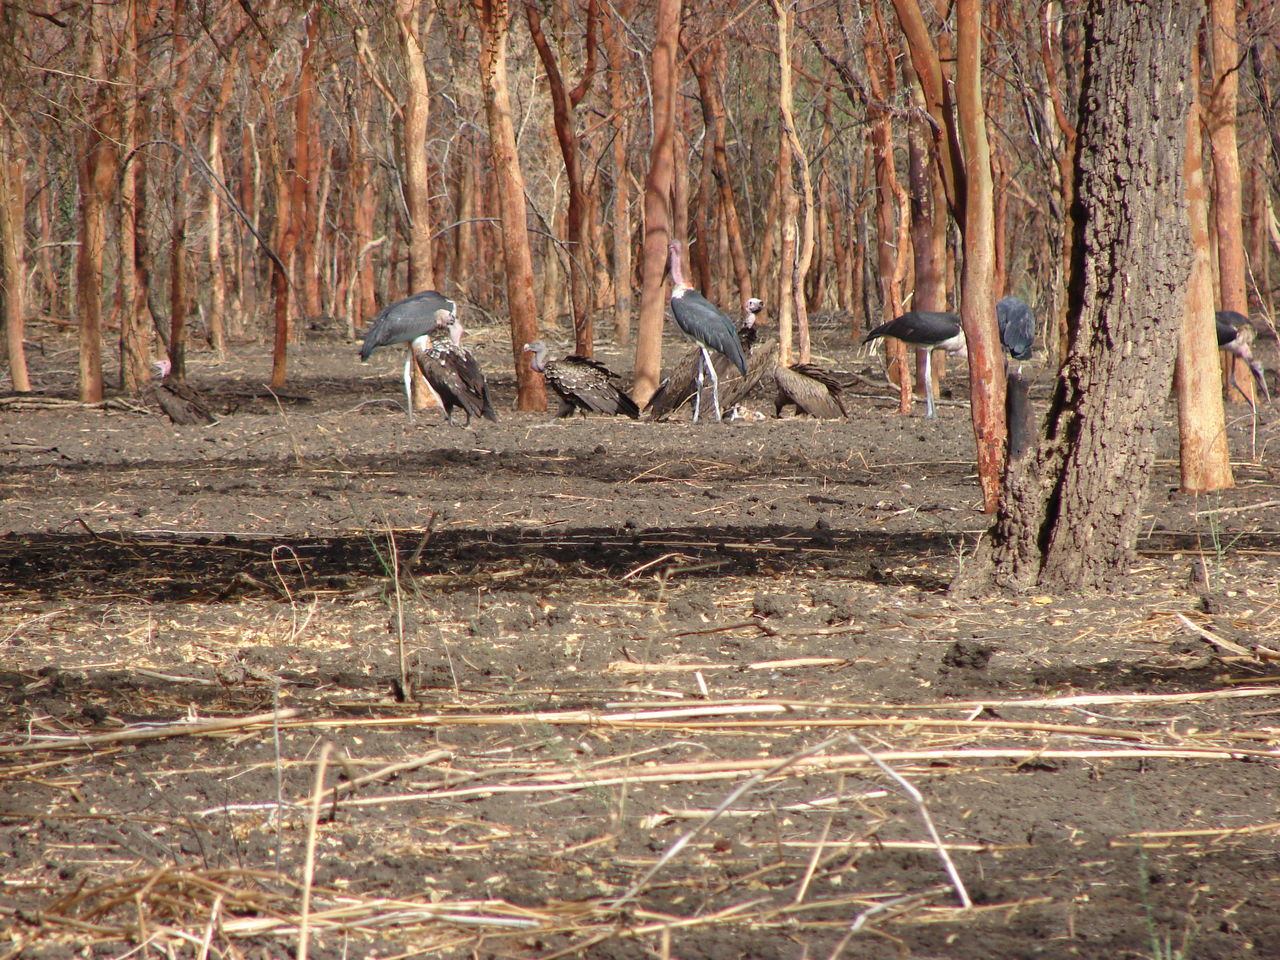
[
  {"x1": 402, "y1": 352, "x2": 416, "y2": 423},
  {"x1": 692, "y1": 357, "x2": 705, "y2": 423},
  {"x1": 701, "y1": 345, "x2": 723, "y2": 422},
  {"x1": 922, "y1": 350, "x2": 936, "y2": 418}
]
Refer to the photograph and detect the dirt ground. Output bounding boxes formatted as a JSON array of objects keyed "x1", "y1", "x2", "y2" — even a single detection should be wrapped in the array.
[{"x1": 2, "y1": 315, "x2": 1279, "y2": 960}]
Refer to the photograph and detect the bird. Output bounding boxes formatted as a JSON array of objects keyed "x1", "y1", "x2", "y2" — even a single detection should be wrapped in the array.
[
  {"x1": 413, "y1": 309, "x2": 498, "y2": 426},
  {"x1": 646, "y1": 297, "x2": 771, "y2": 421},
  {"x1": 666, "y1": 241, "x2": 748, "y2": 422},
  {"x1": 523, "y1": 340, "x2": 640, "y2": 419},
  {"x1": 774, "y1": 363, "x2": 848, "y2": 419},
  {"x1": 1216, "y1": 310, "x2": 1270, "y2": 404},
  {"x1": 863, "y1": 310, "x2": 967, "y2": 418},
  {"x1": 359, "y1": 290, "x2": 457, "y2": 420},
  {"x1": 996, "y1": 296, "x2": 1035, "y2": 364}
]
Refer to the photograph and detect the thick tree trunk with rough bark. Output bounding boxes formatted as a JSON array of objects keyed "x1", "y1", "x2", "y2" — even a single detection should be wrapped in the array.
[
  {"x1": 954, "y1": 0, "x2": 1196, "y2": 594},
  {"x1": 475, "y1": 0, "x2": 545, "y2": 410}
]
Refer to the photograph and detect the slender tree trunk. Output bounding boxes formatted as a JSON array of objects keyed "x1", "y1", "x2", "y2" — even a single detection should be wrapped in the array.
[
  {"x1": 475, "y1": 0, "x2": 545, "y2": 409},
  {"x1": 954, "y1": 0, "x2": 1196, "y2": 594},
  {"x1": 76, "y1": 12, "x2": 115, "y2": 403},
  {"x1": 296, "y1": 13, "x2": 322, "y2": 322},
  {"x1": 907, "y1": 85, "x2": 948, "y2": 398},
  {"x1": 397, "y1": 0, "x2": 435, "y2": 293},
  {"x1": 693, "y1": 42, "x2": 751, "y2": 305},
  {"x1": 890, "y1": 0, "x2": 964, "y2": 217},
  {"x1": 776, "y1": 129, "x2": 797, "y2": 366},
  {"x1": 526, "y1": 0, "x2": 597, "y2": 355},
  {"x1": 1207, "y1": 0, "x2": 1252, "y2": 404},
  {"x1": 0, "y1": 144, "x2": 30, "y2": 392},
  {"x1": 167, "y1": 4, "x2": 190, "y2": 380},
  {"x1": 603, "y1": 4, "x2": 634, "y2": 346},
  {"x1": 955, "y1": 0, "x2": 1004, "y2": 512},
  {"x1": 205, "y1": 54, "x2": 234, "y2": 359},
  {"x1": 1178, "y1": 44, "x2": 1233, "y2": 492},
  {"x1": 394, "y1": 0, "x2": 439, "y2": 412},
  {"x1": 631, "y1": 0, "x2": 681, "y2": 407},
  {"x1": 117, "y1": 0, "x2": 149, "y2": 391},
  {"x1": 773, "y1": 0, "x2": 814, "y2": 365},
  {"x1": 867, "y1": 5, "x2": 909, "y2": 413}
]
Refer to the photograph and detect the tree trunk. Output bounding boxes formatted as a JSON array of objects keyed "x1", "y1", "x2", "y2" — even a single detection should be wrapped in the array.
[
  {"x1": 76, "y1": 12, "x2": 115, "y2": 404},
  {"x1": 167, "y1": 8, "x2": 190, "y2": 381},
  {"x1": 526, "y1": 0, "x2": 597, "y2": 356},
  {"x1": 116, "y1": 0, "x2": 149, "y2": 391},
  {"x1": 954, "y1": 0, "x2": 1196, "y2": 594},
  {"x1": 890, "y1": 0, "x2": 964, "y2": 217},
  {"x1": 1207, "y1": 0, "x2": 1252, "y2": 404},
  {"x1": 693, "y1": 42, "x2": 751, "y2": 306},
  {"x1": 866, "y1": 5, "x2": 909, "y2": 413},
  {"x1": 955, "y1": 0, "x2": 1005, "y2": 513},
  {"x1": 776, "y1": 129, "x2": 797, "y2": 367},
  {"x1": 295, "y1": 13, "x2": 322, "y2": 323},
  {"x1": 0, "y1": 146, "x2": 30, "y2": 392},
  {"x1": 475, "y1": 0, "x2": 545, "y2": 410},
  {"x1": 603, "y1": 3, "x2": 634, "y2": 346},
  {"x1": 394, "y1": 0, "x2": 439, "y2": 413},
  {"x1": 397, "y1": 0, "x2": 435, "y2": 294},
  {"x1": 773, "y1": 0, "x2": 814, "y2": 365},
  {"x1": 631, "y1": 0, "x2": 681, "y2": 408},
  {"x1": 1177, "y1": 43, "x2": 1233, "y2": 492}
]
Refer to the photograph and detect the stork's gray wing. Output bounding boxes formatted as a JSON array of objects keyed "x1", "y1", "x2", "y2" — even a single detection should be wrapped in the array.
[{"x1": 670, "y1": 291, "x2": 748, "y2": 373}]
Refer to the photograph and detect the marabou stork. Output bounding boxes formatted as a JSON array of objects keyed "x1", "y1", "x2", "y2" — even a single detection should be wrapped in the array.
[
  {"x1": 646, "y1": 297, "x2": 772, "y2": 421},
  {"x1": 359, "y1": 290, "x2": 457, "y2": 420},
  {"x1": 413, "y1": 309, "x2": 498, "y2": 425},
  {"x1": 667, "y1": 242, "x2": 748, "y2": 422},
  {"x1": 996, "y1": 296, "x2": 1035, "y2": 365},
  {"x1": 523, "y1": 341, "x2": 640, "y2": 419},
  {"x1": 1216, "y1": 311, "x2": 1271, "y2": 403},
  {"x1": 863, "y1": 311, "x2": 967, "y2": 418},
  {"x1": 997, "y1": 297, "x2": 1036, "y2": 461},
  {"x1": 774, "y1": 363, "x2": 848, "y2": 419}
]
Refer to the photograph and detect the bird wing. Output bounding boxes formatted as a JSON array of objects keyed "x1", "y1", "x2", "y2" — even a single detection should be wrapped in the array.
[
  {"x1": 670, "y1": 292, "x2": 748, "y2": 373},
  {"x1": 996, "y1": 297, "x2": 1035, "y2": 361},
  {"x1": 774, "y1": 364, "x2": 847, "y2": 419},
  {"x1": 360, "y1": 290, "x2": 454, "y2": 359},
  {"x1": 418, "y1": 345, "x2": 493, "y2": 421},
  {"x1": 549, "y1": 358, "x2": 639, "y2": 417}
]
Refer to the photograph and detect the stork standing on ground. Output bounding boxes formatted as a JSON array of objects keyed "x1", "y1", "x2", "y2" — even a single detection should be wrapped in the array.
[
  {"x1": 359, "y1": 290, "x2": 457, "y2": 420},
  {"x1": 667, "y1": 242, "x2": 748, "y2": 422},
  {"x1": 523, "y1": 341, "x2": 640, "y2": 419},
  {"x1": 646, "y1": 297, "x2": 767, "y2": 421},
  {"x1": 1215, "y1": 310, "x2": 1270, "y2": 403},
  {"x1": 863, "y1": 311, "x2": 967, "y2": 418},
  {"x1": 414, "y1": 309, "x2": 498, "y2": 425}
]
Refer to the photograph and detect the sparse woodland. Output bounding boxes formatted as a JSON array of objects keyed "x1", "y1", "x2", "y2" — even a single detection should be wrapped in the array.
[{"x1": 5, "y1": 4, "x2": 1280, "y2": 957}]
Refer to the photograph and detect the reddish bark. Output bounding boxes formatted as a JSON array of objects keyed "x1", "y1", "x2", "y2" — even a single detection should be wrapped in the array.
[
  {"x1": 475, "y1": 0, "x2": 545, "y2": 409},
  {"x1": 632, "y1": 0, "x2": 682, "y2": 407}
]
